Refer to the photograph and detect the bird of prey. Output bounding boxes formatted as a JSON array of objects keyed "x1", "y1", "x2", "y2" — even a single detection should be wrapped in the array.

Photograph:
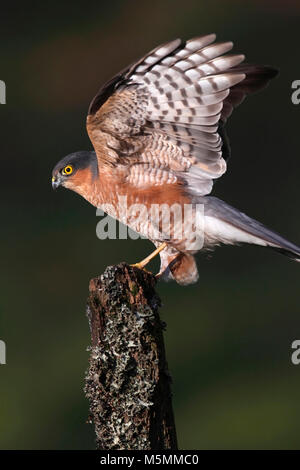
[{"x1": 52, "y1": 34, "x2": 299, "y2": 285}]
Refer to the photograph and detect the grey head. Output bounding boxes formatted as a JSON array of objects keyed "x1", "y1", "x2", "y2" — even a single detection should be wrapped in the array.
[{"x1": 51, "y1": 151, "x2": 98, "y2": 189}]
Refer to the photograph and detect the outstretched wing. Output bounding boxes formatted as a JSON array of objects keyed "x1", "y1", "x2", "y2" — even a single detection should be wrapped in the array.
[{"x1": 87, "y1": 35, "x2": 277, "y2": 196}]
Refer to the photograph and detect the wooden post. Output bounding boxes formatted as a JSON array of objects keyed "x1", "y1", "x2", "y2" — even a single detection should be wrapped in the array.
[{"x1": 84, "y1": 263, "x2": 178, "y2": 450}]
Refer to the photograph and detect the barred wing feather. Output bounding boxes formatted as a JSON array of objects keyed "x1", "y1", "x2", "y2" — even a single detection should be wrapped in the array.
[{"x1": 87, "y1": 35, "x2": 277, "y2": 196}]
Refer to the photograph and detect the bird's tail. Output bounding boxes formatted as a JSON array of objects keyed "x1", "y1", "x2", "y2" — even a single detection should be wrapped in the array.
[{"x1": 203, "y1": 197, "x2": 300, "y2": 261}]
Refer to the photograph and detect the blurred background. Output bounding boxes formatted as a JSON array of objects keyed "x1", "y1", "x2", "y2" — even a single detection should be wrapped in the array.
[{"x1": 0, "y1": 0, "x2": 299, "y2": 450}]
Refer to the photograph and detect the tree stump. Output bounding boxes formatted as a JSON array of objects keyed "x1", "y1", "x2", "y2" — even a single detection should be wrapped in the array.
[{"x1": 84, "y1": 262, "x2": 178, "y2": 450}]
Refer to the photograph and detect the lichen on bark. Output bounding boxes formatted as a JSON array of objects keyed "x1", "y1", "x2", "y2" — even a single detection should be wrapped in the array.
[{"x1": 84, "y1": 263, "x2": 177, "y2": 450}]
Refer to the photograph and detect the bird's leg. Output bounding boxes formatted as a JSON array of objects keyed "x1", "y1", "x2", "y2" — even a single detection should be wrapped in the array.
[{"x1": 131, "y1": 242, "x2": 167, "y2": 271}]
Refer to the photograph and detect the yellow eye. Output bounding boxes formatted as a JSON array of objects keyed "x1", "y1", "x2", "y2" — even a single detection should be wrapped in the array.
[{"x1": 63, "y1": 165, "x2": 73, "y2": 175}]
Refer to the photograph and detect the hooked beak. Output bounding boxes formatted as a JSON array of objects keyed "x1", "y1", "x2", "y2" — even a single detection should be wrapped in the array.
[{"x1": 52, "y1": 175, "x2": 61, "y2": 190}]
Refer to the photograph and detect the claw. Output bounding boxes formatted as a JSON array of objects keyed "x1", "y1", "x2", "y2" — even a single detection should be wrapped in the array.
[
  {"x1": 130, "y1": 242, "x2": 167, "y2": 272},
  {"x1": 130, "y1": 263, "x2": 153, "y2": 275}
]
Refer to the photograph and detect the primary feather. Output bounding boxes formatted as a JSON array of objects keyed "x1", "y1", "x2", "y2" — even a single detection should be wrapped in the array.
[{"x1": 87, "y1": 34, "x2": 277, "y2": 198}]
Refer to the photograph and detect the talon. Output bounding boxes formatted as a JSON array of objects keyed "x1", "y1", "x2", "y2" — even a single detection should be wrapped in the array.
[
  {"x1": 130, "y1": 242, "x2": 168, "y2": 272},
  {"x1": 130, "y1": 263, "x2": 153, "y2": 275}
]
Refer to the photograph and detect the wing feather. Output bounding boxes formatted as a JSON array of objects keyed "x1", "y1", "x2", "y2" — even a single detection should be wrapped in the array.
[{"x1": 87, "y1": 35, "x2": 277, "y2": 196}]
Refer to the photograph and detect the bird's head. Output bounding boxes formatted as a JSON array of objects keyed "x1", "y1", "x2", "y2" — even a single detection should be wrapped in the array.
[{"x1": 51, "y1": 151, "x2": 98, "y2": 194}]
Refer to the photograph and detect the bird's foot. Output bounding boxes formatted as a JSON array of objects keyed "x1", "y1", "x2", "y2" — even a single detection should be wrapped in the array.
[
  {"x1": 130, "y1": 242, "x2": 168, "y2": 274},
  {"x1": 130, "y1": 263, "x2": 153, "y2": 275}
]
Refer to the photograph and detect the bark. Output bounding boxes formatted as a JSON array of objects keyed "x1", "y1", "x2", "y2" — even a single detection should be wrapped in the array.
[{"x1": 84, "y1": 262, "x2": 178, "y2": 450}]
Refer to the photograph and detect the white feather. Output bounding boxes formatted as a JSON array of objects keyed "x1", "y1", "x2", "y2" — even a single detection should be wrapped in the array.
[{"x1": 203, "y1": 216, "x2": 269, "y2": 246}]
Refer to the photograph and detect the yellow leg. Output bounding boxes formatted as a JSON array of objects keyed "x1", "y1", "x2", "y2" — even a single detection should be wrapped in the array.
[{"x1": 131, "y1": 242, "x2": 167, "y2": 271}]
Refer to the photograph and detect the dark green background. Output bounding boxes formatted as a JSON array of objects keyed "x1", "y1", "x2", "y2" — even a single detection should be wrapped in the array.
[{"x1": 0, "y1": 0, "x2": 299, "y2": 449}]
